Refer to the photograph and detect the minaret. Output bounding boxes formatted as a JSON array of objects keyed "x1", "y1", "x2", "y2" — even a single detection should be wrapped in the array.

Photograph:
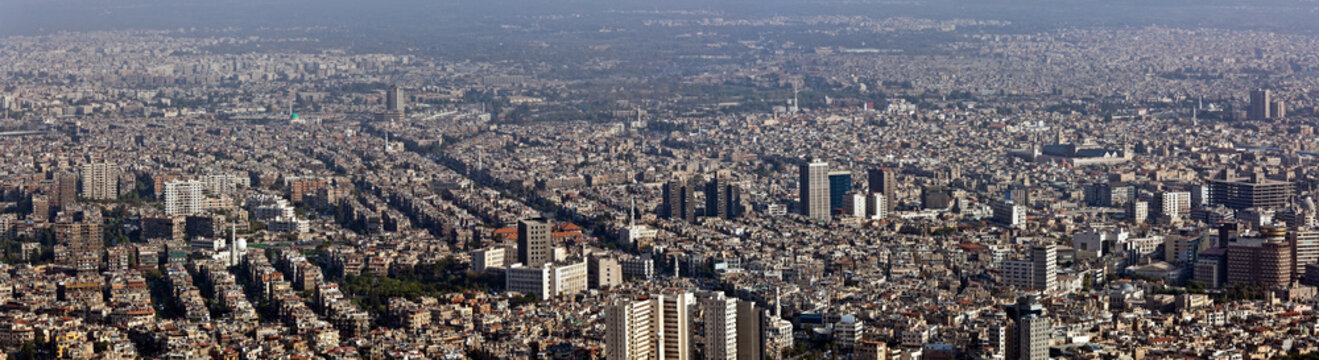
[
  {"x1": 774, "y1": 287, "x2": 782, "y2": 318},
  {"x1": 229, "y1": 223, "x2": 237, "y2": 267}
]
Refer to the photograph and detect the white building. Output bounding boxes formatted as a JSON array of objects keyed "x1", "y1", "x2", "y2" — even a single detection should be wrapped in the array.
[
  {"x1": 1002, "y1": 243, "x2": 1057, "y2": 293},
  {"x1": 1157, "y1": 191, "x2": 1192, "y2": 220},
  {"x1": 843, "y1": 192, "x2": 867, "y2": 218},
  {"x1": 471, "y1": 247, "x2": 506, "y2": 272},
  {"x1": 201, "y1": 173, "x2": 250, "y2": 195},
  {"x1": 835, "y1": 315, "x2": 864, "y2": 349},
  {"x1": 867, "y1": 193, "x2": 888, "y2": 220},
  {"x1": 551, "y1": 261, "x2": 588, "y2": 297},
  {"x1": 701, "y1": 292, "x2": 738, "y2": 360},
  {"x1": 607, "y1": 298, "x2": 655, "y2": 360},
  {"x1": 505, "y1": 260, "x2": 588, "y2": 300},
  {"x1": 247, "y1": 195, "x2": 294, "y2": 221},
  {"x1": 164, "y1": 180, "x2": 204, "y2": 216},
  {"x1": 80, "y1": 162, "x2": 119, "y2": 200},
  {"x1": 653, "y1": 292, "x2": 694, "y2": 360},
  {"x1": 621, "y1": 257, "x2": 655, "y2": 279},
  {"x1": 1072, "y1": 228, "x2": 1129, "y2": 259},
  {"x1": 992, "y1": 200, "x2": 1026, "y2": 228},
  {"x1": 267, "y1": 217, "x2": 310, "y2": 234}
]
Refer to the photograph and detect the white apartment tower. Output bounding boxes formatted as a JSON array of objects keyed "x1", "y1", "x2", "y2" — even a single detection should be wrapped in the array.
[
  {"x1": 80, "y1": 162, "x2": 119, "y2": 200},
  {"x1": 607, "y1": 299, "x2": 655, "y2": 360},
  {"x1": 164, "y1": 180, "x2": 204, "y2": 216},
  {"x1": 701, "y1": 292, "x2": 738, "y2": 360}
]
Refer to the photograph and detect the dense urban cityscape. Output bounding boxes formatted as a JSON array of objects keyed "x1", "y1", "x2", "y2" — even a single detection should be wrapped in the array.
[{"x1": 4, "y1": 0, "x2": 1319, "y2": 359}]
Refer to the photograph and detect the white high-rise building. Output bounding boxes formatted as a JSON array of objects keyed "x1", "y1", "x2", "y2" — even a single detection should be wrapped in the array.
[
  {"x1": 164, "y1": 180, "x2": 204, "y2": 216},
  {"x1": 80, "y1": 162, "x2": 119, "y2": 200},
  {"x1": 1156, "y1": 191, "x2": 1192, "y2": 220},
  {"x1": 607, "y1": 299, "x2": 655, "y2": 360},
  {"x1": 843, "y1": 192, "x2": 867, "y2": 218},
  {"x1": 1002, "y1": 243, "x2": 1057, "y2": 293},
  {"x1": 654, "y1": 293, "x2": 694, "y2": 360},
  {"x1": 608, "y1": 292, "x2": 695, "y2": 360},
  {"x1": 867, "y1": 193, "x2": 887, "y2": 220},
  {"x1": 798, "y1": 159, "x2": 830, "y2": 220},
  {"x1": 386, "y1": 85, "x2": 405, "y2": 112},
  {"x1": 1008, "y1": 296, "x2": 1051, "y2": 360},
  {"x1": 701, "y1": 292, "x2": 738, "y2": 360}
]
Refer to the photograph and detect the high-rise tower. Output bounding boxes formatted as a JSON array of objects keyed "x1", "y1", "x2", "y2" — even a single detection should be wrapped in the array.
[{"x1": 799, "y1": 159, "x2": 830, "y2": 220}]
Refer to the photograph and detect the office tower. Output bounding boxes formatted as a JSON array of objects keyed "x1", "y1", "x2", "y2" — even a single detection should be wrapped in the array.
[
  {"x1": 663, "y1": 179, "x2": 696, "y2": 222},
  {"x1": 1288, "y1": 229, "x2": 1319, "y2": 280},
  {"x1": 1030, "y1": 244, "x2": 1057, "y2": 292},
  {"x1": 653, "y1": 292, "x2": 694, "y2": 360},
  {"x1": 1003, "y1": 243, "x2": 1057, "y2": 292},
  {"x1": 1208, "y1": 169, "x2": 1292, "y2": 210},
  {"x1": 735, "y1": 300, "x2": 764, "y2": 360},
  {"x1": 607, "y1": 298, "x2": 655, "y2": 360},
  {"x1": 517, "y1": 218, "x2": 552, "y2": 268},
  {"x1": 163, "y1": 180, "x2": 204, "y2": 216},
  {"x1": 798, "y1": 159, "x2": 830, "y2": 220},
  {"x1": 1165, "y1": 234, "x2": 1209, "y2": 264},
  {"x1": 1084, "y1": 182, "x2": 1113, "y2": 207},
  {"x1": 55, "y1": 172, "x2": 78, "y2": 210},
  {"x1": 867, "y1": 168, "x2": 897, "y2": 214},
  {"x1": 1249, "y1": 89, "x2": 1270, "y2": 120},
  {"x1": 843, "y1": 192, "x2": 867, "y2": 218},
  {"x1": 992, "y1": 200, "x2": 1026, "y2": 228},
  {"x1": 867, "y1": 193, "x2": 888, "y2": 220},
  {"x1": 1270, "y1": 100, "x2": 1286, "y2": 119},
  {"x1": 386, "y1": 85, "x2": 405, "y2": 112},
  {"x1": 704, "y1": 178, "x2": 741, "y2": 220},
  {"x1": 1153, "y1": 191, "x2": 1191, "y2": 220},
  {"x1": 1006, "y1": 295, "x2": 1050, "y2": 360},
  {"x1": 701, "y1": 292, "x2": 738, "y2": 360},
  {"x1": 921, "y1": 185, "x2": 952, "y2": 210},
  {"x1": 1127, "y1": 200, "x2": 1148, "y2": 224},
  {"x1": 1191, "y1": 184, "x2": 1210, "y2": 208},
  {"x1": 827, "y1": 171, "x2": 852, "y2": 214},
  {"x1": 1226, "y1": 227, "x2": 1292, "y2": 287},
  {"x1": 80, "y1": 162, "x2": 119, "y2": 200},
  {"x1": 1194, "y1": 257, "x2": 1226, "y2": 289}
]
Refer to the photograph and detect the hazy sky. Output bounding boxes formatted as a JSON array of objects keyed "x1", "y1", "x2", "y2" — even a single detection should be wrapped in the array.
[{"x1": 3, "y1": 0, "x2": 1318, "y2": 37}]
